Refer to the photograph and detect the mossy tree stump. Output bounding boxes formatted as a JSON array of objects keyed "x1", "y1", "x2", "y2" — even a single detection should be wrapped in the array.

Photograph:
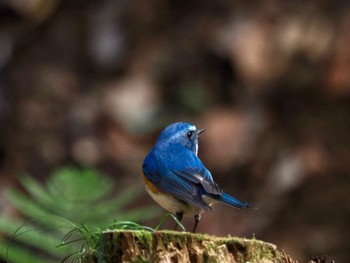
[{"x1": 81, "y1": 230, "x2": 295, "y2": 263}]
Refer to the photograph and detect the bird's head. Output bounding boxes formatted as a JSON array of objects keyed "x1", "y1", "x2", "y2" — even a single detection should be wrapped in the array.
[{"x1": 157, "y1": 122, "x2": 205, "y2": 155}]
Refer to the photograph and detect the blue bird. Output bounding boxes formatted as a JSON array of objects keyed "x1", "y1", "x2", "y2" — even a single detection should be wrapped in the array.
[{"x1": 142, "y1": 122, "x2": 251, "y2": 232}]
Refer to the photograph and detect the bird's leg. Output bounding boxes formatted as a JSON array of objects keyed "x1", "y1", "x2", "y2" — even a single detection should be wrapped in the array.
[
  {"x1": 174, "y1": 212, "x2": 183, "y2": 230},
  {"x1": 192, "y1": 214, "x2": 201, "y2": 233}
]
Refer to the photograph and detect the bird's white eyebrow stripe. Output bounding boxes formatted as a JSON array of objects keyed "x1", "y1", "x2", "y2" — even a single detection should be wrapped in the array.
[
  {"x1": 167, "y1": 125, "x2": 197, "y2": 141},
  {"x1": 189, "y1": 125, "x2": 196, "y2": 131}
]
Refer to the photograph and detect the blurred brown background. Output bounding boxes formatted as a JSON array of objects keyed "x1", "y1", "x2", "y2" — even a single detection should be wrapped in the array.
[{"x1": 0, "y1": 0, "x2": 349, "y2": 262}]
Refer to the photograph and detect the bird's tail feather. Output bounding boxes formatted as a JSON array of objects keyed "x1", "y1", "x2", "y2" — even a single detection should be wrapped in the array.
[{"x1": 218, "y1": 192, "x2": 251, "y2": 209}]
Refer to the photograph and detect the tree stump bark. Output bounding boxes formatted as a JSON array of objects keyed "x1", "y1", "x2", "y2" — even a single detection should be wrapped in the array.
[{"x1": 81, "y1": 230, "x2": 296, "y2": 263}]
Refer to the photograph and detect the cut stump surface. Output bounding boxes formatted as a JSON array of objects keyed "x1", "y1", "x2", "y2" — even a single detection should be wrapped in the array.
[{"x1": 81, "y1": 230, "x2": 296, "y2": 263}]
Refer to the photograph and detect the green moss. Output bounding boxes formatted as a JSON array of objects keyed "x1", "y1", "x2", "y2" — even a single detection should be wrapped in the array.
[
  {"x1": 132, "y1": 258, "x2": 151, "y2": 263},
  {"x1": 134, "y1": 230, "x2": 153, "y2": 251},
  {"x1": 214, "y1": 236, "x2": 282, "y2": 263},
  {"x1": 245, "y1": 239, "x2": 278, "y2": 261}
]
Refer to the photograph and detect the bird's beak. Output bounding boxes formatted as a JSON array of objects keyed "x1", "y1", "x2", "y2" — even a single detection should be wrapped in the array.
[{"x1": 197, "y1": 128, "x2": 205, "y2": 135}]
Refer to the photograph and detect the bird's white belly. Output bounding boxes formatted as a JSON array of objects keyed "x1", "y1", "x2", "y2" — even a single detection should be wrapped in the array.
[{"x1": 145, "y1": 185, "x2": 206, "y2": 216}]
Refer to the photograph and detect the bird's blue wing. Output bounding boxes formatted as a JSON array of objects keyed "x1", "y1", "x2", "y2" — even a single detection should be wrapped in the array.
[
  {"x1": 143, "y1": 168, "x2": 212, "y2": 212},
  {"x1": 143, "y1": 153, "x2": 212, "y2": 211},
  {"x1": 143, "y1": 143, "x2": 228, "y2": 211},
  {"x1": 174, "y1": 168, "x2": 223, "y2": 195},
  {"x1": 168, "y1": 147, "x2": 223, "y2": 195}
]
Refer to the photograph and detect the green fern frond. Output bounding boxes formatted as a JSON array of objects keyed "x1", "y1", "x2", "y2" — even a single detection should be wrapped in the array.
[{"x1": 0, "y1": 166, "x2": 160, "y2": 263}]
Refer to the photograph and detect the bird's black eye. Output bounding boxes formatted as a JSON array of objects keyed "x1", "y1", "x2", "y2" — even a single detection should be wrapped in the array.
[{"x1": 186, "y1": 131, "x2": 193, "y2": 139}]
